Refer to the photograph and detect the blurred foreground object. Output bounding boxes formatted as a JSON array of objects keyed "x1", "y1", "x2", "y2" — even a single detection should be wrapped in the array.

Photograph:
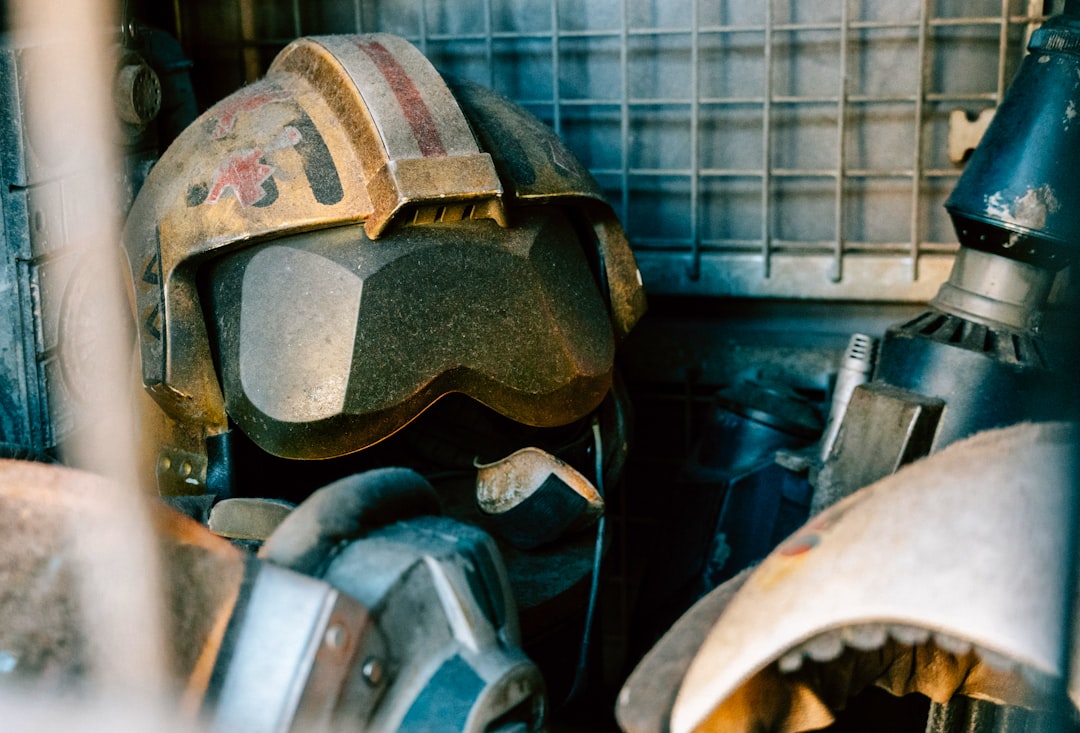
[
  {"x1": 0, "y1": 7, "x2": 191, "y2": 464},
  {"x1": 4, "y1": 0, "x2": 174, "y2": 703},
  {"x1": 0, "y1": 459, "x2": 545, "y2": 732},
  {"x1": 0, "y1": 458, "x2": 242, "y2": 704}
]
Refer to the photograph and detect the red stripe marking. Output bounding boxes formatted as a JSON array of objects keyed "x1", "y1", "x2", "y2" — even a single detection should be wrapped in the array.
[
  {"x1": 356, "y1": 40, "x2": 447, "y2": 158},
  {"x1": 778, "y1": 533, "x2": 820, "y2": 557}
]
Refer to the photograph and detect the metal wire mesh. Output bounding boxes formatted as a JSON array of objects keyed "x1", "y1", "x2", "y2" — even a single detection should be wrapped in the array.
[{"x1": 174, "y1": 0, "x2": 1056, "y2": 300}]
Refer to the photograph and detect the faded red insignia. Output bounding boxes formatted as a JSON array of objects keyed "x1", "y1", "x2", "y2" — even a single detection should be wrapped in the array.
[
  {"x1": 211, "y1": 84, "x2": 292, "y2": 140},
  {"x1": 206, "y1": 149, "x2": 275, "y2": 207}
]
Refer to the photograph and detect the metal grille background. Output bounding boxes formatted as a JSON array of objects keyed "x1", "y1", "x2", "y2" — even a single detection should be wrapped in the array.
[{"x1": 175, "y1": 0, "x2": 1055, "y2": 301}]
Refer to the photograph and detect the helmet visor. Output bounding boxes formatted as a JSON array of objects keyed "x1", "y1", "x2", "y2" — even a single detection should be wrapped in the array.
[{"x1": 202, "y1": 210, "x2": 615, "y2": 459}]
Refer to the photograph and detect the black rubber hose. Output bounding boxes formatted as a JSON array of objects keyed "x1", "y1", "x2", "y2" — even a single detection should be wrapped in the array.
[
  {"x1": 259, "y1": 467, "x2": 441, "y2": 577},
  {"x1": 561, "y1": 418, "x2": 606, "y2": 709}
]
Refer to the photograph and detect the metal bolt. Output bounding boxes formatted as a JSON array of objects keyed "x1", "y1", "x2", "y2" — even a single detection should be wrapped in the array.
[
  {"x1": 361, "y1": 657, "x2": 384, "y2": 687},
  {"x1": 324, "y1": 623, "x2": 346, "y2": 650}
]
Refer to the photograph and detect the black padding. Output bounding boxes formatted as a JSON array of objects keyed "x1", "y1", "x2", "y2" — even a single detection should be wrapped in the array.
[
  {"x1": 259, "y1": 467, "x2": 440, "y2": 576},
  {"x1": 486, "y1": 474, "x2": 588, "y2": 550}
]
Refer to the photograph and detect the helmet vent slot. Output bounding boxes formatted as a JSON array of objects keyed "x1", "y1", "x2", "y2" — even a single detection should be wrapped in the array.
[{"x1": 408, "y1": 202, "x2": 482, "y2": 226}]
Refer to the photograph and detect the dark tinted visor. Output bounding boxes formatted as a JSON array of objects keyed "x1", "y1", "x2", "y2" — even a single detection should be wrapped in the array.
[{"x1": 202, "y1": 210, "x2": 615, "y2": 459}]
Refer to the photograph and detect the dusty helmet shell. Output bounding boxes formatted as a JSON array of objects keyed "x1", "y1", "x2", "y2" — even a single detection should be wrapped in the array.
[{"x1": 123, "y1": 34, "x2": 645, "y2": 467}]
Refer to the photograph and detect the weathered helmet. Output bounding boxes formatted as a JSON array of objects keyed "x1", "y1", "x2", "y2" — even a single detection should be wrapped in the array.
[
  {"x1": 617, "y1": 422, "x2": 1077, "y2": 733},
  {"x1": 123, "y1": 33, "x2": 645, "y2": 488}
]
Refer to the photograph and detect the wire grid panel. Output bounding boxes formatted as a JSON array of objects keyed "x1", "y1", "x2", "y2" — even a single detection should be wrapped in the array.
[{"x1": 175, "y1": 0, "x2": 1053, "y2": 300}]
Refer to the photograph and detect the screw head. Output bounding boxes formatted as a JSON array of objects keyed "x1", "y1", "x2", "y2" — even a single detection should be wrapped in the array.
[
  {"x1": 324, "y1": 624, "x2": 346, "y2": 650},
  {"x1": 362, "y1": 657, "x2": 384, "y2": 687}
]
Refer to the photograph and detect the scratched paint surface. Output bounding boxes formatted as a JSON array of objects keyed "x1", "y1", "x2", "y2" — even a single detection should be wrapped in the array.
[
  {"x1": 355, "y1": 39, "x2": 448, "y2": 158},
  {"x1": 203, "y1": 128, "x2": 301, "y2": 208},
  {"x1": 205, "y1": 149, "x2": 276, "y2": 208},
  {"x1": 984, "y1": 184, "x2": 1060, "y2": 232},
  {"x1": 209, "y1": 81, "x2": 292, "y2": 140}
]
